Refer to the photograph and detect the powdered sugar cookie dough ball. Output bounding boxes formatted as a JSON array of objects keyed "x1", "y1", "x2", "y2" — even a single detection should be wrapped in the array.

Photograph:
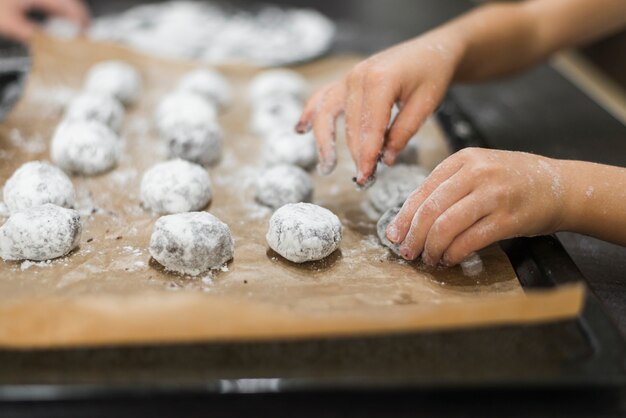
[
  {"x1": 162, "y1": 121, "x2": 224, "y2": 167},
  {"x1": 64, "y1": 93, "x2": 124, "y2": 133},
  {"x1": 376, "y1": 206, "x2": 402, "y2": 256},
  {"x1": 51, "y1": 120, "x2": 123, "y2": 175},
  {"x1": 149, "y1": 212, "x2": 234, "y2": 276},
  {"x1": 0, "y1": 204, "x2": 81, "y2": 261},
  {"x1": 367, "y1": 164, "x2": 429, "y2": 214},
  {"x1": 84, "y1": 60, "x2": 142, "y2": 106},
  {"x1": 3, "y1": 161, "x2": 75, "y2": 214},
  {"x1": 255, "y1": 164, "x2": 313, "y2": 210},
  {"x1": 266, "y1": 202, "x2": 342, "y2": 263},
  {"x1": 141, "y1": 159, "x2": 212, "y2": 215},
  {"x1": 155, "y1": 91, "x2": 218, "y2": 136},
  {"x1": 177, "y1": 69, "x2": 232, "y2": 109},
  {"x1": 250, "y1": 95, "x2": 302, "y2": 138},
  {"x1": 249, "y1": 69, "x2": 307, "y2": 104},
  {"x1": 262, "y1": 130, "x2": 317, "y2": 170}
]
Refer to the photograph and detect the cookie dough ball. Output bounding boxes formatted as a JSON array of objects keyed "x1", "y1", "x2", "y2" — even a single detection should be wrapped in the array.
[
  {"x1": 84, "y1": 60, "x2": 142, "y2": 106},
  {"x1": 141, "y1": 159, "x2": 212, "y2": 215},
  {"x1": 155, "y1": 91, "x2": 218, "y2": 136},
  {"x1": 250, "y1": 95, "x2": 302, "y2": 138},
  {"x1": 3, "y1": 161, "x2": 75, "y2": 214},
  {"x1": 149, "y1": 212, "x2": 234, "y2": 276},
  {"x1": 255, "y1": 165, "x2": 313, "y2": 210},
  {"x1": 376, "y1": 206, "x2": 402, "y2": 256},
  {"x1": 0, "y1": 204, "x2": 81, "y2": 261},
  {"x1": 367, "y1": 164, "x2": 429, "y2": 214},
  {"x1": 51, "y1": 120, "x2": 123, "y2": 175},
  {"x1": 249, "y1": 69, "x2": 307, "y2": 104},
  {"x1": 266, "y1": 202, "x2": 342, "y2": 263},
  {"x1": 262, "y1": 130, "x2": 317, "y2": 170},
  {"x1": 162, "y1": 121, "x2": 224, "y2": 167},
  {"x1": 64, "y1": 93, "x2": 125, "y2": 133},
  {"x1": 177, "y1": 69, "x2": 232, "y2": 109}
]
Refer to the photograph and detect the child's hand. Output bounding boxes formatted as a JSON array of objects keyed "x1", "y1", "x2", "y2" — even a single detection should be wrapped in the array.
[
  {"x1": 296, "y1": 32, "x2": 465, "y2": 184},
  {"x1": 0, "y1": 0, "x2": 90, "y2": 42},
  {"x1": 385, "y1": 148, "x2": 568, "y2": 266}
]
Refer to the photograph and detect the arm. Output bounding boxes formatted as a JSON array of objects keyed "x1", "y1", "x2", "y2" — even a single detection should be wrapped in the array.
[
  {"x1": 297, "y1": 0, "x2": 626, "y2": 185},
  {"x1": 384, "y1": 149, "x2": 626, "y2": 266}
]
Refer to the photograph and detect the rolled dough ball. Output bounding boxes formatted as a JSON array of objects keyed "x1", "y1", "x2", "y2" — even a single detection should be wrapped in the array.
[
  {"x1": 255, "y1": 164, "x2": 313, "y2": 210},
  {"x1": 249, "y1": 69, "x2": 307, "y2": 104},
  {"x1": 163, "y1": 122, "x2": 224, "y2": 167},
  {"x1": 367, "y1": 164, "x2": 429, "y2": 214},
  {"x1": 266, "y1": 202, "x2": 342, "y2": 263},
  {"x1": 84, "y1": 60, "x2": 142, "y2": 106},
  {"x1": 51, "y1": 120, "x2": 123, "y2": 175},
  {"x1": 177, "y1": 69, "x2": 232, "y2": 109},
  {"x1": 250, "y1": 95, "x2": 302, "y2": 138},
  {"x1": 64, "y1": 93, "x2": 125, "y2": 133},
  {"x1": 3, "y1": 161, "x2": 75, "y2": 214},
  {"x1": 0, "y1": 204, "x2": 81, "y2": 261},
  {"x1": 149, "y1": 212, "x2": 234, "y2": 276},
  {"x1": 155, "y1": 91, "x2": 218, "y2": 136},
  {"x1": 376, "y1": 206, "x2": 402, "y2": 256},
  {"x1": 141, "y1": 159, "x2": 212, "y2": 214},
  {"x1": 262, "y1": 130, "x2": 317, "y2": 170}
]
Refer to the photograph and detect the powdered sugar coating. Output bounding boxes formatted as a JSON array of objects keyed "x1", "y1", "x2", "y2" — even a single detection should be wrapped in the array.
[
  {"x1": 460, "y1": 252, "x2": 484, "y2": 277},
  {"x1": 163, "y1": 121, "x2": 223, "y2": 167},
  {"x1": 51, "y1": 120, "x2": 124, "y2": 175},
  {"x1": 64, "y1": 93, "x2": 125, "y2": 133},
  {"x1": 266, "y1": 202, "x2": 342, "y2": 263},
  {"x1": 249, "y1": 69, "x2": 307, "y2": 104},
  {"x1": 250, "y1": 95, "x2": 302, "y2": 138},
  {"x1": 262, "y1": 130, "x2": 317, "y2": 170},
  {"x1": 0, "y1": 204, "x2": 82, "y2": 261},
  {"x1": 155, "y1": 91, "x2": 218, "y2": 135},
  {"x1": 3, "y1": 161, "x2": 75, "y2": 214},
  {"x1": 141, "y1": 159, "x2": 212, "y2": 215},
  {"x1": 376, "y1": 206, "x2": 402, "y2": 256},
  {"x1": 255, "y1": 164, "x2": 313, "y2": 210},
  {"x1": 84, "y1": 60, "x2": 142, "y2": 106},
  {"x1": 177, "y1": 69, "x2": 232, "y2": 109},
  {"x1": 367, "y1": 164, "x2": 429, "y2": 214},
  {"x1": 149, "y1": 212, "x2": 234, "y2": 276}
]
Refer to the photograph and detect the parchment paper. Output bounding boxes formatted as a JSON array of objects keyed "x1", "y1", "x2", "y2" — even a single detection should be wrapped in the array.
[{"x1": 0, "y1": 36, "x2": 583, "y2": 349}]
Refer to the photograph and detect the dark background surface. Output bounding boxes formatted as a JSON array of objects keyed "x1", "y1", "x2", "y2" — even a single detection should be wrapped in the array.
[{"x1": 0, "y1": 0, "x2": 625, "y2": 416}]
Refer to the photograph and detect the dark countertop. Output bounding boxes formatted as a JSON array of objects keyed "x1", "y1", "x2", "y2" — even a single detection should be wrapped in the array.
[{"x1": 0, "y1": 0, "x2": 625, "y2": 416}]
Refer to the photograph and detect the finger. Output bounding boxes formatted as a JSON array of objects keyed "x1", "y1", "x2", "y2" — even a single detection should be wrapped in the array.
[
  {"x1": 296, "y1": 85, "x2": 329, "y2": 134},
  {"x1": 422, "y1": 194, "x2": 496, "y2": 266},
  {"x1": 344, "y1": 72, "x2": 365, "y2": 181},
  {"x1": 26, "y1": 0, "x2": 91, "y2": 28},
  {"x1": 356, "y1": 76, "x2": 396, "y2": 184},
  {"x1": 0, "y1": 15, "x2": 37, "y2": 42},
  {"x1": 386, "y1": 155, "x2": 464, "y2": 244},
  {"x1": 311, "y1": 85, "x2": 345, "y2": 175},
  {"x1": 383, "y1": 85, "x2": 440, "y2": 165},
  {"x1": 442, "y1": 215, "x2": 513, "y2": 266},
  {"x1": 398, "y1": 169, "x2": 474, "y2": 261}
]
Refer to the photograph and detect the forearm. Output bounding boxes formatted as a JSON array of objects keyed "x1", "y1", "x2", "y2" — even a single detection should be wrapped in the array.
[
  {"x1": 430, "y1": 0, "x2": 626, "y2": 83},
  {"x1": 559, "y1": 160, "x2": 626, "y2": 246}
]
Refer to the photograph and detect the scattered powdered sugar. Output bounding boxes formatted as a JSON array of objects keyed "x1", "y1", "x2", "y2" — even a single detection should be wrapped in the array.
[
  {"x1": 8, "y1": 129, "x2": 46, "y2": 154},
  {"x1": 585, "y1": 186, "x2": 594, "y2": 198},
  {"x1": 537, "y1": 159, "x2": 563, "y2": 199},
  {"x1": 20, "y1": 259, "x2": 53, "y2": 271},
  {"x1": 88, "y1": 1, "x2": 336, "y2": 67},
  {"x1": 460, "y1": 252, "x2": 484, "y2": 277}
]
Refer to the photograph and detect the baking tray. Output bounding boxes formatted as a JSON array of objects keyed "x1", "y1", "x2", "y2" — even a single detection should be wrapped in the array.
[{"x1": 0, "y1": 97, "x2": 623, "y2": 403}]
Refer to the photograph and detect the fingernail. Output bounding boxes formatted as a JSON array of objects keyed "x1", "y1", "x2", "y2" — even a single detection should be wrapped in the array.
[
  {"x1": 421, "y1": 251, "x2": 434, "y2": 266},
  {"x1": 317, "y1": 157, "x2": 336, "y2": 176},
  {"x1": 295, "y1": 120, "x2": 311, "y2": 134},
  {"x1": 441, "y1": 254, "x2": 452, "y2": 267},
  {"x1": 386, "y1": 223, "x2": 400, "y2": 243},
  {"x1": 353, "y1": 171, "x2": 376, "y2": 190},
  {"x1": 382, "y1": 149, "x2": 397, "y2": 166},
  {"x1": 400, "y1": 246, "x2": 414, "y2": 260}
]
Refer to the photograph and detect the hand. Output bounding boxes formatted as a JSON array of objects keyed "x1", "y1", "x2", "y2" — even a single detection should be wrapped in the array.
[
  {"x1": 0, "y1": 0, "x2": 90, "y2": 42},
  {"x1": 296, "y1": 31, "x2": 465, "y2": 185},
  {"x1": 385, "y1": 148, "x2": 568, "y2": 266}
]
